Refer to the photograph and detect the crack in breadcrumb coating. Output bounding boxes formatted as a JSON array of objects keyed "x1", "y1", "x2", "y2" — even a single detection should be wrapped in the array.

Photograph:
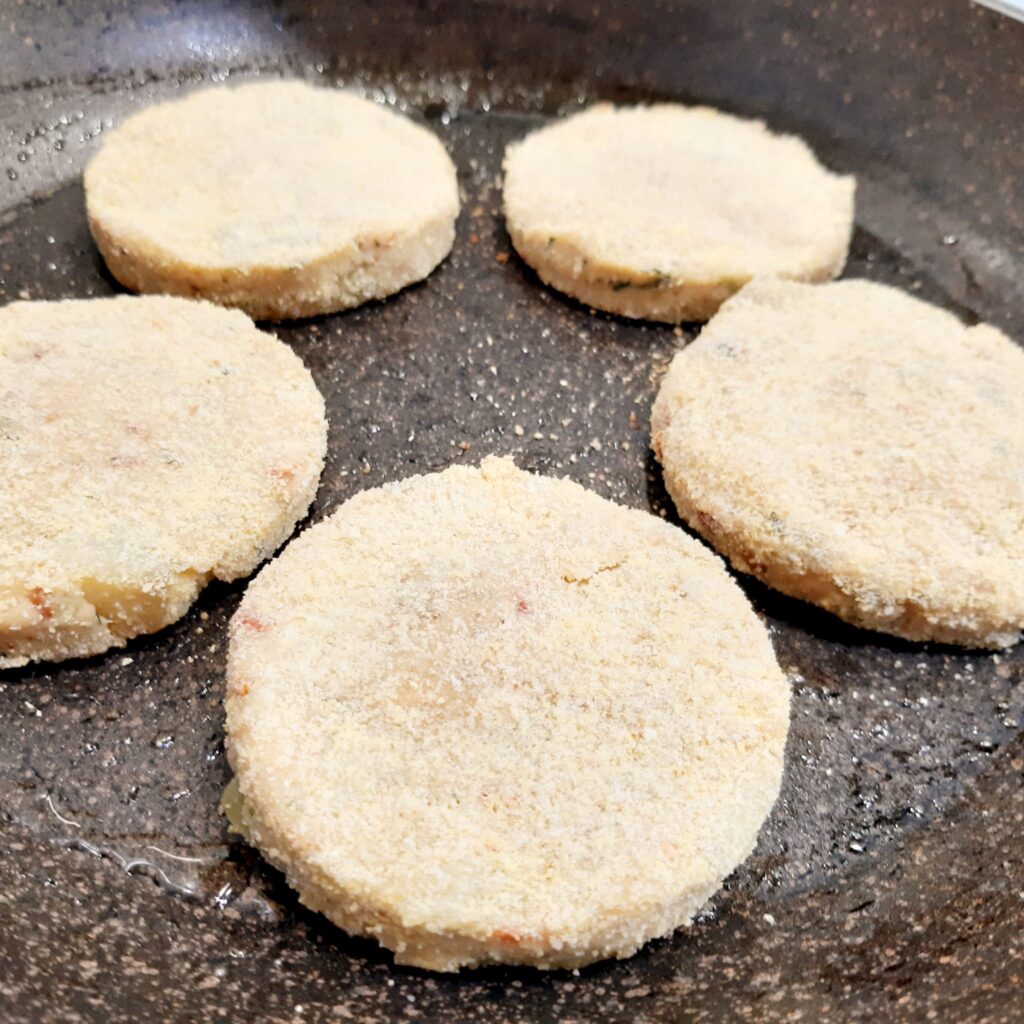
[
  {"x1": 85, "y1": 80, "x2": 459, "y2": 320},
  {"x1": 0, "y1": 295, "x2": 327, "y2": 667},
  {"x1": 652, "y1": 278, "x2": 1024, "y2": 648},
  {"x1": 503, "y1": 103, "x2": 854, "y2": 323},
  {"x1": 226, "y1": 457, "x2": 790, "y2": 971}
]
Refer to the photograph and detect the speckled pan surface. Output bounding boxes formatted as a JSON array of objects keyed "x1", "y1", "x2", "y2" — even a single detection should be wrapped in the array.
[{"x1": 1, "y1": 1, "x2": 1023, "y2": 1022}]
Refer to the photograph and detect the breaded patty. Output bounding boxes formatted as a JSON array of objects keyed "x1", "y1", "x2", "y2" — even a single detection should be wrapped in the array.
[
  {"x1": 225, "y1": 457, "x2": 790, "y2": 971},
  {"x1": 652, "y1": 278, "x2": 1024, "y2": 647},
  {"x1": 0, "y1": 296, "x2": 327, "y2": 667},
  {"x1": 503, "y1": 103, "x2": 854, "y2": 322},
  {"x1": 85, "y1": 80, "x2": 459, "y2": 320}
]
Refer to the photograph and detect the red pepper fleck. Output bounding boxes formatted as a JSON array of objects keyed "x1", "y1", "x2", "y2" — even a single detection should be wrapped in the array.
[
  {"x1": 270, "y1": 468, "x2": 295, "y2": 483},
  {"x1": 495, "y1": 251, "x2": 510, "y2": 264},
  {"x1": 239, "y1": 615, "x2": 269, "y2": 633},
  {"x1": 695, "y1": 509, "x2": 722, "y2": 535},
  {"x1": 740, "y1": 548, "x2": 768, "y2": 577},
  {"x1": 491, "y1": 930, "x2": 519, "y2": 945},
  {"x1": 517, "y1": 598, "x2": 529, "y2": 613},
  {"x1": 28, "y1": 587, "x2": 53, "y2": 620}
]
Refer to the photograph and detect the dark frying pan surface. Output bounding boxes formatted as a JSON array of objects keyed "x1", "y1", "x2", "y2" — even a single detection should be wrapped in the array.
[{"x1": 2, "y1": 2, "x2": 1024, "y2": 1021}]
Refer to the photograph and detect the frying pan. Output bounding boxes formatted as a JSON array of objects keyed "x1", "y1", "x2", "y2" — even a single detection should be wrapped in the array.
[{"x1": 2, "y1": 1, "x2": 1024, "y2": 1020}]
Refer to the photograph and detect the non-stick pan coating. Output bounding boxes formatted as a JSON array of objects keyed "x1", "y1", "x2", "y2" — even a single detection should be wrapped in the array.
[{"x1": 2, "y1": 2, "x2": 1023, "y2": 1021}]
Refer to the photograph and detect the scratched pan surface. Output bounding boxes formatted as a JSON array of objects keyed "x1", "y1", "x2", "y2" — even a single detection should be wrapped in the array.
[{"x1": 2, "y1": 1, "x2": 1024, "y2": 1021}]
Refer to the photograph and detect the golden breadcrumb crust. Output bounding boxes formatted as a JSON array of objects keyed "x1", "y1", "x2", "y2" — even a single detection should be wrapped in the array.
[
  {"x1": 85, "y1": 81, "x2": 459, "y2": 320},
  {"x1": 503, "y1": 103, "x2": 854, "y2": 322},
  {"x1": 652, "y1": 278, "x2": 1024, "y2": 647},
  {"x1": 226, "y1": 457, "x2": 790, "y2": 970},
  {"x1": 0, "y1": 296, "x2": 326, "y2": 667}
]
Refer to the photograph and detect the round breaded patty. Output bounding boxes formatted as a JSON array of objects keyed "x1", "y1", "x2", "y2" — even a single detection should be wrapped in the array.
[
  {"x1": 652, "y1": 279, "x2": 1024, "y2": 648},
  {"x1": 503, "y1": 103, "x2": 854, "y2": 322},
  {"x1": 0, "y1": 296, "x2": 327, "y2": 668},
  {"x1": 225, "y1": 457, "x2": 790, "y2": 971},
  {"x1": 85, "y1": 80, "x2": 459, "y2": 320}
]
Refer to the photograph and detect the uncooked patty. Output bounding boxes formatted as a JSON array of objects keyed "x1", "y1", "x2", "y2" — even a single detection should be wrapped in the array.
[
  {"x1": 0, "y1": 296, "x2": 327, "y2": 667},
  {"x1": 503, "y1": 103, "x2": 854, "y2": 322},
  {"x1": 652, "y1": 278, "x2": 1024, "y2": 647},
  {"x1": 225, "y1": 457, "x2": 790, "y2": 971},
  {"x1": 85, "y1": 80, "x2": 460, "y2": 320}
]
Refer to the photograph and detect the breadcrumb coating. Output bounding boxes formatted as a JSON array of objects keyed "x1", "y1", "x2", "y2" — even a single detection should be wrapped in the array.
[
  {"x1": 226, "y1": 457, "x2": 790, "y2": 970},
  {"x1": 0, "y1": 296, "x2": 327, "y2": 667},
  {"x1": 85, "y1": 80, "x2": 459, "y2": 320},
  {"x1": 652, "y1": 278, "x2": 1024, "y2": 647},
  {"x1": 503, "y1": 103, "x2": 854, "y2": 322}
]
